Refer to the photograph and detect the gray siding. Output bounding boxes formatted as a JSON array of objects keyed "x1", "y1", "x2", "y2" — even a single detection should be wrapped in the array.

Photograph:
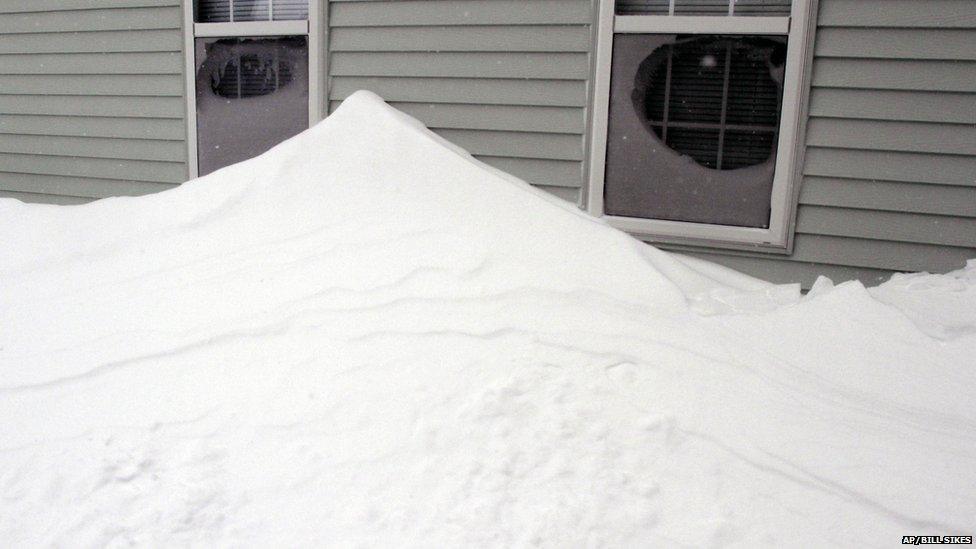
[
  {"x1": 326, "y1": 0, "x2": 591, "y2": 202},
  {"x1": 3, "y1": 0, "x2": 973, "y2": 290},
  {"x1": 0, "y1": 0, "x2": 187, "y2": 204},
  {"x1": 664, "y1": 0, "x2": 976, "y2": 287}
]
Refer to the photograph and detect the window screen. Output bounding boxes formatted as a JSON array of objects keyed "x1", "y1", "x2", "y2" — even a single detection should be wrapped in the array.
[
  {"x1": 196, "y1": 0, "x2": 308, "y2": 22},
  {"x1": 602, "y1": 33, "x2": 788, "y2": 228},
  {"x1": 195, "y1": 36, "x2": 308, "y2": 175},
  {"x1": 616, "y1": 0, "x2": 792, "y2": 16}
]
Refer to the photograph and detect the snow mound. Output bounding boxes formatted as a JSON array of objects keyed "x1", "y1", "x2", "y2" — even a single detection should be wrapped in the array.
[{"x1": 1, "y1": 91, "x2": 974, "y2": 547}]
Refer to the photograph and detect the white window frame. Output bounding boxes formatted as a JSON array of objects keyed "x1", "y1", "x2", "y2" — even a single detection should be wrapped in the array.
[
  {"x1": 182, "y1": 0, "x2": 324, "y2": 179},
  {"x1": 585, "y1": 0, "x2": 818, "y2": 251}
]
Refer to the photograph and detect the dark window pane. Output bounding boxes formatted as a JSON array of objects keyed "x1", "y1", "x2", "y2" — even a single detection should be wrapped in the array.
[
  {"x1": 664, "y1": 39, "x2": 728, "y2": 125},
  {"x1": 660, "y1": 127, "x2": 721, "y2": 169},
  {"x1": 232, "y1": 0, "x2": 271, "y2": 22},
  {"x1": 273, "y1": 0, "x2": 309, "y2": 20},
  {"x1": 603, "y1": 33, "x2": 788, "y2": 228},
  {"x1": 197, "y1": 0, "x2": 231, "y2": 22},
  {"x1": 615, "y1": 0, "x2": 791, "y2": 15},
  {"x1": 722, "y1": 130, "x2": 777, "y2": 169},
  {"x1": 616, "y1": 0, "x2": 670, "y2": 14},
  {"x1": 674, "y1": 0, "x2": 732, "y2": 15},
  {"x1": 196, "y1": 0, "x2": 308, "y2": 22},
  {"x1": 195, "y1": 36, "x2": 308, "y2": 175},
  {"x1": 734, "y1": 0, "x2": 793, "y2": 16}
]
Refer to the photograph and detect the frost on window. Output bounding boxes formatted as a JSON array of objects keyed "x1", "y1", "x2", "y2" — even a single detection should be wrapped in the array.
[
  {"x1": 603, "y1": 34, "x2": 788, "y2": 228},
  {"x1": 195, "y1": 36, "x2": 308, "y2": 176}
]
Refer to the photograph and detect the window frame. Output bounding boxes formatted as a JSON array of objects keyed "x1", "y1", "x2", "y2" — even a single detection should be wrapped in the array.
[
  {"x1": 584, "y1": 0, "x2": 818, "y2": 252},
  {"x1": 182, "y1": 0, "x2": 325, "y2": 179}
]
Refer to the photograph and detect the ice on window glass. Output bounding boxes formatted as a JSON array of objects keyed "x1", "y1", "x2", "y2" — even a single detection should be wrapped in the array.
[{"x1": 195, "y1": 36, "x2": 308, "y2": 175}]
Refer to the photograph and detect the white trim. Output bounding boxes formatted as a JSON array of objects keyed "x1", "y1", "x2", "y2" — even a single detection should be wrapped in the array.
[
  {"x1": 606, "y1": 215, "x2": 779, "y2": 246},
  {"x1": 182, "y1": 0, "x2": 198, "y2": 179},
  {"x1": 182, "y1": 0, "x2": 317, "y2": 180},
  {"x1": 585, "y1": 0, "x2": 817, "y2": 251},
  {"x1": 614, "y1": 15, "x2": 789, "y2": 35},
  {"x1": 307, "y1": 0, "x2": 324, "y2": 125},
  {"x1": 584, "y1": 0, "x2": 615, "y2": 215},
  {"x1": 193, "y1": 20, "x2": 308, "y2": 37},
  {"x1": 768, "y1": 1, "x2": 816, "y2": 249}
]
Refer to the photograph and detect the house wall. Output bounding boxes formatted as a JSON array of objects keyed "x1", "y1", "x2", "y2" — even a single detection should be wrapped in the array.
[
  {"x1": 1, "y1": 0, "x2": 972, "y2": 288},
  {"x1": 0, "y1": 0, "x2": 188, "y2": 205},
  {"x1": 325, "y1": 0, "x2": 592, "y2": 203},
  {"x1": 672, "y1": 0, "x2": 976, "y2": 286}
]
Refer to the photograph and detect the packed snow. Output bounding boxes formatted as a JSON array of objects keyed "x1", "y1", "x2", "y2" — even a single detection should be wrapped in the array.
[{"x1": 1, "y1": 91, "x2": 974, "y2": 547}]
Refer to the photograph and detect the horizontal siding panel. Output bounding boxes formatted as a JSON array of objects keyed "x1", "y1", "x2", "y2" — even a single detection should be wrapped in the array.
[
  {"x1": 0, "y1": 115, "x2": 185, "y2": 140},
  {"x1": 0, "y1": 1, "x2": 179, "y2": 14},
  {"x1": 674, "y1": 235, "x2": 973, "y2": 280},
  {"x1": 815, "y1": 28, "x2": 976, "y2": 61},
  {"x1": 0, "y1": 134, "x2": 185, "y2": 162},
  {"x1": 385, "y1": 102, "x2": 585, "y2": 134},
  {"x1": 330, "y1": 77, "x2": 587, "y2": 107},
  {"x1": 476, "y1": 156, "x2": 581, "y2": 188},
  {"x1": 819, "y1": 0, "x2": 976, "y2": 29},
  {"x1": 805, "y1": 147, "x2": 976, "y2": 187},
  {"x1": 330, "y1": 100, "x2": 586, "y2": 134},
  {"x1": 800, "y1": 177, "x2": 976, "y2": 218},
  {"x1": 808, "y1": 89, "x2": 976, "y2": 125},
  {"x1": 813, "y1": 59, "x2": 976, "y2": 92},
  {"x1": 0, "y1": 172, "x2": 175, "y2": 198},
  {"x1": 796, "y1": 206, "x2": 976, "y2": 247},
  {"x1": 0, "y1": 74, "x2": 183, "y2": 96},
  {"x1": 0, "y1": 52, "x2": 182, "y2": 75},
  {"x1": 806, "y1": 118, "x2": 976, "y2": 156},
  {"x1": 0, "y1": 95, "x2": 184, "y2": 118},
  {"x1": 0, "y1": 3, "x2": 188, "y2": 205},
  {"x1": 0, "y1": 190, "x2": 92, "y2": 205},
  {"x1": 330, "y1": 26, "x2": 591, "y2": 53},
  {"x1": 536, "y1": 185, "x2": 579, "y2": 203},
  {"x1": 0, "y1": 30, "x2": 182, "y2": 54},
  {"x1": 675, "y1": 250, "x2": 896, "y2": 288},
  {"x1": 0, "y1": 153, "x2": 185, "y2": 183},
  {"x1": 330, "y1": 52, "x2": 588, "y2": 80},
  {"x1": 330, "y1": 0, "x2": 591, "y2": 26},
  {"x1": 431, "y1": 129, "x2": 581, "y2": 161},
  {"x1": 789, "y1": 234, "x2": 975, "y2": 273},
  {"x1": 0, "y1": 7, "x2": 181, "y2": 34},
  {"x1": 327, "y1": 2, "x2": 589, "y2": 208}
]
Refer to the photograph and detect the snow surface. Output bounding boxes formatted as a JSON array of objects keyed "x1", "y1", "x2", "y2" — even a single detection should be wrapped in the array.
[{"x1": 1, "y1": 91, "x2": 974, "y2": 547}]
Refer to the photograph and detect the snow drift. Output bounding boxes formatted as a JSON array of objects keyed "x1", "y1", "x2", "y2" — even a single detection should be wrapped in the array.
[{"x1": 1, "y1": 91, "x2": 974, "y2": 547}]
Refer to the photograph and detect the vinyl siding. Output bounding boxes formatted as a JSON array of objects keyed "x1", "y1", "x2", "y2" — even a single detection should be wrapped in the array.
[
  {"x1": 0, "y1": 0, "x2": 186, "y2": 204},
  {"x1": 2, "y1": 0, "x2": 973, "y2": 290},
  {"x1": 659, "y1": 0, "x2": 976, "y2": 287},
  {"x1": 326, "y1": 0, "x2": 592, "y2": 202}
]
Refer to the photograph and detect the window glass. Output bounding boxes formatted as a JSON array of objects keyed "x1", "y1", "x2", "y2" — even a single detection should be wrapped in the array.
[
  {"x1": 195, "y1": 36, "x2": 308, "y2": 175},
  {"x1": 733, "y1": 0, "x2": 793, "y2": 16},
  {"x1": 616, "y1": 0, "x2": 791, "y2": 16},
  {"x1": 196, "y1": 0, "x2": 308, "y2": 23},
  {"x1": 603, "y1": 34, "x2": 787, "y2": 228}
]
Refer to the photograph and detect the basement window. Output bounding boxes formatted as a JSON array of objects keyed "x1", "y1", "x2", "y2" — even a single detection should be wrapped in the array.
[{"x1": 586, "y1": 0, "x2": 815, "y2": 249}]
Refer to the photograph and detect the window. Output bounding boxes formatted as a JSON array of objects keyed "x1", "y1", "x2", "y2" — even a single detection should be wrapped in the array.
[
  {"x1": 197, "y1": 0, "x2": 309, "y2": 22},
  {"x1": 183, "y1": 0, "x2": 321, "y2": 177},
  {"x1": 586, "y1": 0, "x2": 816, "y2": 249}
]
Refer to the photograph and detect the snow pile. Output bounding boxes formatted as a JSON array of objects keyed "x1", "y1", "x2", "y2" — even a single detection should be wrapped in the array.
[{"x1": 1, "y1": 92, "x2": 974, "y2": 547}]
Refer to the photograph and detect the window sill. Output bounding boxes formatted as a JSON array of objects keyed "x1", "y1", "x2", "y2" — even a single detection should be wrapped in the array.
[{"x1": 602, "y1": 214, "x2": 792, "y2": 254}]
